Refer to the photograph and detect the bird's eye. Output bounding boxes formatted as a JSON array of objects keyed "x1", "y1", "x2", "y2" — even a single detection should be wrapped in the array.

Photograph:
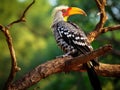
[{"x1": 62, "y1": 9, "x2": 66, "y2": 13}]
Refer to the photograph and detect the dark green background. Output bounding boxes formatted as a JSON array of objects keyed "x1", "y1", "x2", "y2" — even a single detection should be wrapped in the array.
[{"x1": 0, "y1": 0, "x2": 120, "y2": 90}]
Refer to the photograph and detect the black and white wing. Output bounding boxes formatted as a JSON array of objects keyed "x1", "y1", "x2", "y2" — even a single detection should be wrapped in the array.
[{"x1": 56, "y1": 21, "x2": 93, "y2": 55}]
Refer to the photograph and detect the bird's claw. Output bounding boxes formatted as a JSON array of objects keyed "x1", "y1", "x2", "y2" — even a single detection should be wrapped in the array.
[{"x1": 56, "y1": 53, "x2": 70, "y2": 58}]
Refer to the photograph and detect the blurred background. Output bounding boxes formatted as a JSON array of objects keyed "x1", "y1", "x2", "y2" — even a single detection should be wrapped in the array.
[{"x1": 0, "y1": 0, "x2": 120, "y2": 90}]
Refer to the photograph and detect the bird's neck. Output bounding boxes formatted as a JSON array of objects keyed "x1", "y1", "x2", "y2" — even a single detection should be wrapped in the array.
[{"x1": 52, "y1": 11, "x2": 66, "y2": 25}]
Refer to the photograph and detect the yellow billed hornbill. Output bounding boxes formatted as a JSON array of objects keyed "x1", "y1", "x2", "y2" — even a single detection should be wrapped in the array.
[{"x1": 51, "y1": 5, "x2": 101, "y2": 90}]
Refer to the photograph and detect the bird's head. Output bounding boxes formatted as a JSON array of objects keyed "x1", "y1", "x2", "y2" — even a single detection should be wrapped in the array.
[{"x1": 52, "y1": 5, "x2": 87, "y2": 22}]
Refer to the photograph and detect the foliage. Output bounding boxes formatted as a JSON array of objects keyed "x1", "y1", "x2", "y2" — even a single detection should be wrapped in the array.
[{"x1": 0, "y1": 0, "x2": 120, "y2": 90}]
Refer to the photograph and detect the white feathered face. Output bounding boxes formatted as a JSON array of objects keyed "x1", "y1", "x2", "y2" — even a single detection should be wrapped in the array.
[{"x1": 53, "y1": 5, "x2": 87, "y2": 20}]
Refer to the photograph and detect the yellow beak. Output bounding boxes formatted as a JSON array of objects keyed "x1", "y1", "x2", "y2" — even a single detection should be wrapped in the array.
[
  {"x1": 68, "y1": 7, "x2": 87, "y2": 16},
  {"x1": 63, "y1": 7, "x2": 87, "y2": 21}
]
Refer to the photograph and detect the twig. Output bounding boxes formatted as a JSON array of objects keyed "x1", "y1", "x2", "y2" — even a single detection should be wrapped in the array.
[
  {"x1": 0, "y1": 0, "x2": 36, "y2": 90},
  {"x1": 7, "y1": 0, "x2": 35, "y2": 29},
  {"x1": 101, "y1": 24, "x2": 120, "y2": 33},
  {"x1": 10, "y1": 45, "x2": 113, "y2": 90}
]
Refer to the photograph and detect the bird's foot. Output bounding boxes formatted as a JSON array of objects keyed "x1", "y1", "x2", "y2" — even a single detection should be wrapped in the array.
[{"x1": 56, "y1": 52, "x2": 71, "y2": 58}]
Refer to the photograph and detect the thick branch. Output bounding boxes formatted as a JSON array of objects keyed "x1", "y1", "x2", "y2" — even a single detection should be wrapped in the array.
[
  {"x1": 73, "y1": 63, "x2": 120, "y2": 77},
  {"x1": 66, "y1": 45, "x2": 112, "y2": 68},
  {"x1": 10, "y1": 45, "x2": 114, "y2": 90}
]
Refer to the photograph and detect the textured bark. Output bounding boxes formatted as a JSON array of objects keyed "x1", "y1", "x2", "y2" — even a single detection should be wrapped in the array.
[
  {"x1": 9, "y1": 45, "x2": 118, "y2": 90},
  {"x1": 10, "y1": 62, "x2": 120, "y2": 90}
]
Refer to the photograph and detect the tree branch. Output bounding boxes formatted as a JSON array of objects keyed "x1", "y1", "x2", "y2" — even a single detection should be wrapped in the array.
[
  {"x1": 87, "y1": 24, "x2": 120, "y2": 43},
  {"x1": 7, "y1": 0, "x2": 35, "y2": 29},
  {"x1": 9, "y1": 45, "x2": 114, "y2": 90},
  {"x1": 87, "y1": 0, "x2": 107, "y2": 43},
  {"x1": 73, "y1": 63, "x2": 120, "y2": 77},
  {"x1": 0, "y1": 0, "x2": 35, "y2": 90},
  {"x1": 0, "y1": 21, "x2": 20, "y2": 90},
  {"x1": 87, "y1": 0, "x2": 120, "y2": 44},
  {"x1": 97, "y1": 63, "x2": 120, "y2": 77},
  {"x1": 101, "y1": 25, "x2": 120, "y2": 33}
]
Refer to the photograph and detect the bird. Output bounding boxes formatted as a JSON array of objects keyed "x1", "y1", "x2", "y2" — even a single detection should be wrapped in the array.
[{"x1": 51, "y1": 5, "x2": 102, "y2": 90}]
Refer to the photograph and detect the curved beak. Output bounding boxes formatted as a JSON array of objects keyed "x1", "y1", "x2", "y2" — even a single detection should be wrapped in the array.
[{"x1": 68, "y1": 7, "x2": 87, "y2": 16}]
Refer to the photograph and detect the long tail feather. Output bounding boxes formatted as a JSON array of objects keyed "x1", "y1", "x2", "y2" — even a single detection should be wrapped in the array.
[{"x1": 86, "y1": 63, "x2": 102, "y2": 90}]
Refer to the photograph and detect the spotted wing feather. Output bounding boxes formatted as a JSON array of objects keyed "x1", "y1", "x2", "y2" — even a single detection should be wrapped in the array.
[{"x1": 56, "y1": 21, "x2": 93, "y2": 55}]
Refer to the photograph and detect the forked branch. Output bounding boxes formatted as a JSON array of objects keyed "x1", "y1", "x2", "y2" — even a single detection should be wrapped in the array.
[
  {"x1": 87, "y1": 0, "x2": 107, "y2": 43},
  {"x1": 0, "y1": 0, "x2": 35, "y2": 90}
]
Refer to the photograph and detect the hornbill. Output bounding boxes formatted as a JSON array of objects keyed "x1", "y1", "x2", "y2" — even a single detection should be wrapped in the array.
[{"x1": 51, "y1": 5, "x2": 102, "y2": 90}]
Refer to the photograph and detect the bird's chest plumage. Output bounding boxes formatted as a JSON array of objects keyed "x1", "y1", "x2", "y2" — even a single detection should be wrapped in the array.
[
  {"x1": 52, "y1": 21, "x2": 93, "y2": 56},
  {"x1": 52, "y1": 21, "x2": 76, "y2": 53}
]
